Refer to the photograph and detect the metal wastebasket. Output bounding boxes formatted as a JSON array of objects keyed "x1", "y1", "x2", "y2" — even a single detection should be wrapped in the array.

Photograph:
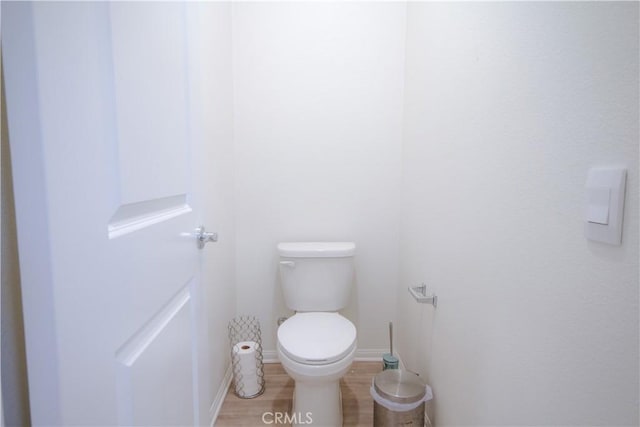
[{"x1": 370, "y1": 369, "x2": 433, "y2": 426}]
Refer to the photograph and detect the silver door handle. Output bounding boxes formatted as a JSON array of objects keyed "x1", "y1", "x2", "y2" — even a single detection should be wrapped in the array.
[{"x1": 196, "y1": 226, "x2": 218, "y2": 249}]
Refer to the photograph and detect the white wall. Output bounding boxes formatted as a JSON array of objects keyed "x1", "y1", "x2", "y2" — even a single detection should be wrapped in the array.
[
  {"x1": 185, "y1": 3, "x2": 236, "y2": 423},
  {"x1": 398, "y1": 2, "x2": 639, "y2": 426},
  {"x1": 1, "y1": 60, "x2": 31, "y2": 427},
  {"x1": 232, "y1": 2, "x2": 406, "y2": 353}
]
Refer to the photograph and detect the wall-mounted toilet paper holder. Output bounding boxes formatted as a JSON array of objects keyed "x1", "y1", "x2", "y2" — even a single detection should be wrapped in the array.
[{"x1": 408, "y1": 284, "x2": 437, "y2": 307}]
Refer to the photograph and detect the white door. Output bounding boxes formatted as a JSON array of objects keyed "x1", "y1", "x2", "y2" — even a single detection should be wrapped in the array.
[{"x1": 3, "y1": 2, "x2": 211, "y2": 425}]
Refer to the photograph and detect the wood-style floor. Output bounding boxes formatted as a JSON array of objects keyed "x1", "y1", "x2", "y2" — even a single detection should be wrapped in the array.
[{"x1": 215, "y1": 361, "x2": 382, "y2": 426}]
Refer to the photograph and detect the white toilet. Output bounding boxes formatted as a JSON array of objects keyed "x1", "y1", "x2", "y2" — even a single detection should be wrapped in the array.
[{"x1": 276, "y1": 242, "x2": 357, "y2": 427}]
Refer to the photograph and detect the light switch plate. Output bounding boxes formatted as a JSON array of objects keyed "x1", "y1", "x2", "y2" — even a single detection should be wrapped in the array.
[{"x1": 584, "y1": 167, "x2": 627, "y2": 245}]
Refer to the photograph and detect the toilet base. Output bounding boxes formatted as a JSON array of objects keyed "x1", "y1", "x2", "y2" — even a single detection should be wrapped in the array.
[
  {"x1": 277, "y1": 344, "x2": 356, "y2": 427},
  {"x1": 292, "y1": 380, "x2": 342, "y2": 427}
]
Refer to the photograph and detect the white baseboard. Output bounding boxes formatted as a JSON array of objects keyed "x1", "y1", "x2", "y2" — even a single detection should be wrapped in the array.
[
  {"x1": 263, "y1": 350, "x2": 278, "y2": 363},
  {"x1": 262, "y1": 348, "x2": 391, "y2": 364},
  {"x1": 209, "y1": 364, "x2": 233, "y2": 427},
  {"x1": 354, "y1": 348, "x2": 389, "y2": 362}
]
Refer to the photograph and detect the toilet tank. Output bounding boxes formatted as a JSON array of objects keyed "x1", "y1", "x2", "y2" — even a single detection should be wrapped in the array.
[{"x1": 278, "y1": 242, "x2": 355, "y2": 312}]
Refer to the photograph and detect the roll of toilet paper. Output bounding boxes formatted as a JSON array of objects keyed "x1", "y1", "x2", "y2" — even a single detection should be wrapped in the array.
[{"x1": 233, "y1": 341, "x2": 261, "y2": 397}]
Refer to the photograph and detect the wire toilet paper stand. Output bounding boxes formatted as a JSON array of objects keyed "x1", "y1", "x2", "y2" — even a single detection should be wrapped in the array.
[{"x1": 228, "y1": 316, "x2": 266, "y2": 398}]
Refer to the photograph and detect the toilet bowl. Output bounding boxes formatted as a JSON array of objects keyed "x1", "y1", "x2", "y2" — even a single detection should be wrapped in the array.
[{"x1": 277, "y1": 312, "x2": 357, "y2": 426}]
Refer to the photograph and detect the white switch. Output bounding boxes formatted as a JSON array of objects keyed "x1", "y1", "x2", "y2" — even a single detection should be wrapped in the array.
[
  {"x1": 586, "y1": 187, "x2": 610, "y2": 225},
  {"x1": 584, "y1": 167, "x2": 627, "y2": 245}
]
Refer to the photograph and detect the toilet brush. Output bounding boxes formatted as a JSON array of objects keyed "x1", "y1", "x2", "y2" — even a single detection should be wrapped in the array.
[{"x1": 382, "y1": 322, "x2": 399, "y2": 370}]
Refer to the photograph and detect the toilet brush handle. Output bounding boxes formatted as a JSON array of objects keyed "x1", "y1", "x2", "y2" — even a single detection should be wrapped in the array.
[{"x1": 389, "y1": 322, "x2": 393, "y2": 356}]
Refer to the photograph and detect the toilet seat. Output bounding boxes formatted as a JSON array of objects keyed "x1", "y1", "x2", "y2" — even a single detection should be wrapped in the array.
[{"x1": 278, "y1": 312, "x2": 356, "y2": 365}]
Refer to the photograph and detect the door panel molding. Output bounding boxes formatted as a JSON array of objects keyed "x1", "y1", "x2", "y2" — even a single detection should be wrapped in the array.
[
  {"x1": 116, "y1": 283, "x2": 194, "y2": 426},
  {"x1": 108, "y1": 194, "x2": 191, "y2": 239}
]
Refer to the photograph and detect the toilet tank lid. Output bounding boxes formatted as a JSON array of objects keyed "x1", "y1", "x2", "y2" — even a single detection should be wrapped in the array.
[{"x1": 277, "y1": 242, "x2": 355, "y2": 258}]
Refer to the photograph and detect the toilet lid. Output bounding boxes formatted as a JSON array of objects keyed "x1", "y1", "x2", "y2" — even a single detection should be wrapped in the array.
[{"x1": 278, "y1": 312, "x2": 357, "y2": 365}]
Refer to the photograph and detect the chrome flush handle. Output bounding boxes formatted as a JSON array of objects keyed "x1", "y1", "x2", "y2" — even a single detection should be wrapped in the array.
[
  {"x1": 279, "y1": 261, "x2": 295, "y2": 268},
  {"x1": 196, "y1": 226, "x2": 218, "y2": 249}
]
